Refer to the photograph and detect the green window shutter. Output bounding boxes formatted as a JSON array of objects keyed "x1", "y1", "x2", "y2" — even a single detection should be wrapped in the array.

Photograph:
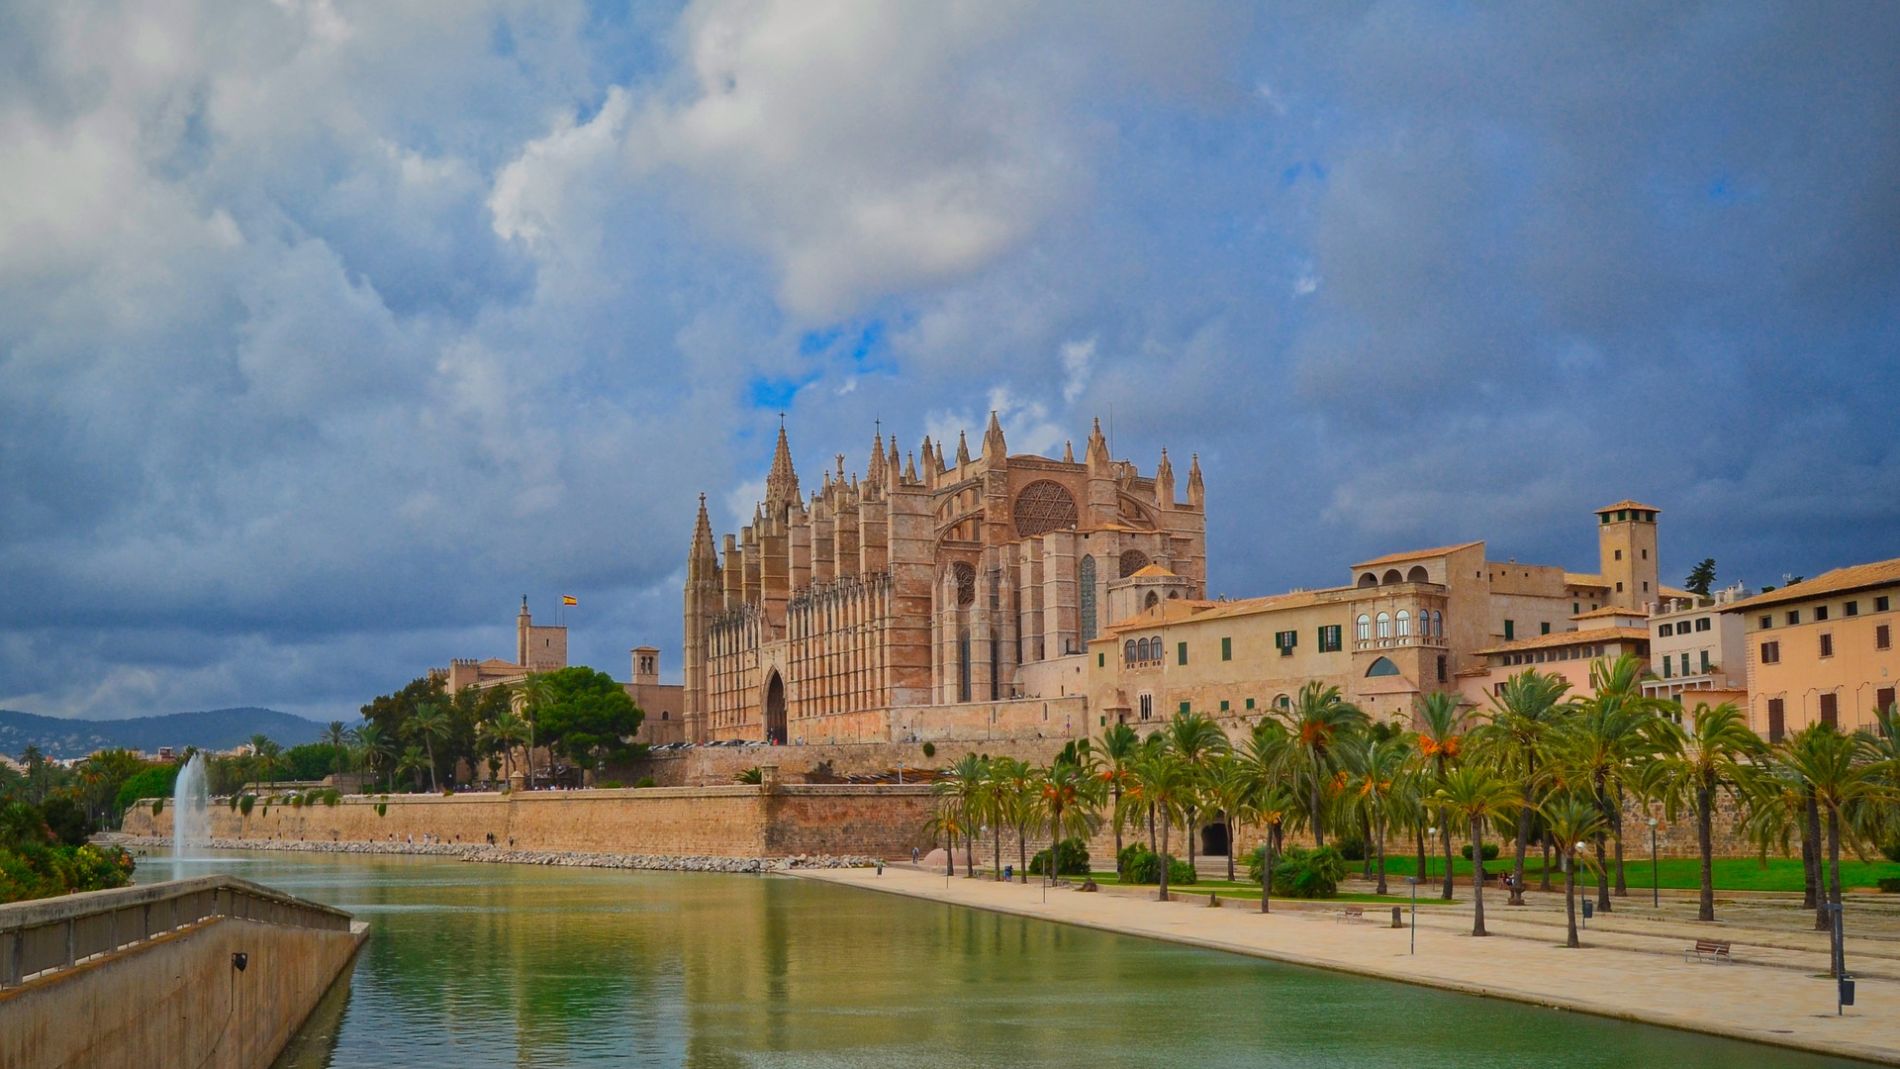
[
  {"x1": 1245, "y1": 697, "x2": 1256, "y2": 710},
  {"x1": 1177, "y1": 642, "x2": 1188, "y2": 665},
  {"x1": 1541, "y1": 622, "x2": 1551, "y2": 635},
  {"x1": 1504, "y1": 620, "x2": 1515, "y2": 641},
  {"x1": 1097, "y1": 653, "x2": 1104, "y2": 667},
  {"x1": 1221, "y1": 636, "x2": 1232, "y2": 661},
  {"x1": 1219, "y1": 700, "x2": 1229, "y2": 711},
  {"x1": 1178, "y1": 700, "x2": 1190, "y2": 715}
]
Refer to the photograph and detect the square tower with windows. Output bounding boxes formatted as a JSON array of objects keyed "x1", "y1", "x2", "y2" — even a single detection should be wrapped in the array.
[{"x1": 1596, "y1": 501, "x2": 1660, "y2": 609}]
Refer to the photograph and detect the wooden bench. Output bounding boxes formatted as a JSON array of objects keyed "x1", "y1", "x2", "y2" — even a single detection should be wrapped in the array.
[
  {"x1": 1335, "y1": 905, "x2": 1366, "y2": 923},
  {"x1": 1684, "y1": 939, "x2": 1733, "y2": 964}
]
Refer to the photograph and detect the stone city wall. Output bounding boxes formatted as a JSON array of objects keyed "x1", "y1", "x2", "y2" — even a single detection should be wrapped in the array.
[{"x1": 123, "y1": 783, "x2": 938, "y2": 859}]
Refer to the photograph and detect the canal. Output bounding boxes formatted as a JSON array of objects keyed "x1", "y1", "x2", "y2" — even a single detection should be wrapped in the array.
[{"x1": 147, "y1": 850, "x2": 1871, "y2": 1068}]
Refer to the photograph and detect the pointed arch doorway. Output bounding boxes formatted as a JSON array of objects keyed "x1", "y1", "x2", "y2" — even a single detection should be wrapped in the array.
[{"x1": 764, "y1": 671, "x2": 787, "y2": 745}]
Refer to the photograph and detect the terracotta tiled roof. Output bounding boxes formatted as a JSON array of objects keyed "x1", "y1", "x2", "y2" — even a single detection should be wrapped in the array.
[
  {"x1": 1564, "y1": 572, "x2": 1610, "y2": 588},
  {"x1": 1729, "y1": 557, "x2": 1900, "y2": 612},
  {"x1": 1595, "y1": 500, "x2": 1661, "y2": 514},
  {"x1": 1474, "y1": 626, "x2": 1649, "y2": 657},
  {"x1": 1572, "y1": 606, "x2": 1648, "y2": 620},
  {"x1": 1658, "y1": 585, "x2": 1693, "y2": 599},
  {"x1": 1102, "y1": 599, "x2": 1215, "y2": 634},
  {"x1": 1351, "y1": 540, "x2": 1484, "y2": 570},
  {"x1": 1129, "y1": 563, "x2": 1177, "y2": 578},
  {"x1": 1184, "y1": 587, "x2": 1350, "y2": 622}
]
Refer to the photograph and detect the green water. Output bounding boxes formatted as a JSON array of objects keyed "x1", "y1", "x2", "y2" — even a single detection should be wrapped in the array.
[{"x1": 147, "y1": 851, "x2": 1870, "y2": 1068}]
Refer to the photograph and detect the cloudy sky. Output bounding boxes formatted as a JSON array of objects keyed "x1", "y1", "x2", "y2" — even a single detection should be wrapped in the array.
[{"x1": 3, "y1": 1, "x2": 1897, "y2": 722}]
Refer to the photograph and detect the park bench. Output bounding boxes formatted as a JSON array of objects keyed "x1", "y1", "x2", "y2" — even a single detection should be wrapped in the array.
[
  {"x1": 1684, "y1": 939, "x2": 1733, "y2": 964},
  {"x1": 1334, "y1": 905, "x2": 1366, "y2": 923}
]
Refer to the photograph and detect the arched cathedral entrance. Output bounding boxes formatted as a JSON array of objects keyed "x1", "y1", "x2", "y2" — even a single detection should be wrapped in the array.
[{"x1": 764, "y1": 672, "x2": 787, "y2": 745}]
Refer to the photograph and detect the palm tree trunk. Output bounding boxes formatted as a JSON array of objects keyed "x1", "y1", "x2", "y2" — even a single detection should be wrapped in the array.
[
  {"x1": 993, "y1": 823, "x2": 1002, "y2": 881},
  {"x1": 1374, "y1": 815, "x2": 1388, "y2": 896},
  {"x1": 1226, "y1": 815, "x2": 1237, "y2": 882},
  {"x1": 1827, "y1": 807, "x2": 1845, "y2": 978},
  {"x1": 1259, "y1": 831, "x2": 1273, "y2": 914},
  {"x1": 1470, "y1": 818, "x2": 1487, "y2": 937},
  {"x1": 1696, "y1": 783, "x2": 1716, "y2": 922},
  {"x1": 1439, "y1": 824, "x2": 1455, "y2": 900},
  {"x1": 1594, "y1": 833, "x2": 1612, "y2": 913},
  {"x1": 1510, "y1": 800, "x2": 1531, "y2": 905},
  {"x1": 1158, "y1": 819, "x2": 1172, "y2": 902},
  {"x1": 1018, "y1": 826, "x2": 1028, "y2": 883},
  {"x1": 1148, "y1": 802, "x2": 1158, "y2": 860},
  {"x1": 1807, "y1": 792, "x2": 1827, "y2": 931},
  {"x1": 1540, "y1": 837, "x2": 1553, "y2": 892},
  {"x1": 1112, "y1": 783, "x2": 1124, "y2": 860},
  {"x1": 963, "y1": 829, "x2": 974, "y2": 877},
  {"x1": 1564, "y1": 856, "x2": 1578, "y2": 948},
  {"x1": 1414, "y1": 823, "x2": 1426, "y2": 884},
  {"x1": 1800, "y1": 822, "x2": 1819, "y2": 909},
  {"x1": 426, "y1": 739, "x2": 439, "y2": 793},
  {"x1": 1310, "y1": 773, "x2": 1326, "y2": 848},
  {"x1": 1612, "y1": 784, "x2": 1628, "y2": 897},
  {"x1": 944, "y1": 826, "x2": 955, "y2": 876},
  {"x1": 1186, "y1": 804, "x2": 1198, "y2": 872},
  {"x1": 1047, "y1": 807, "x2": 1063, "y2": 886}
]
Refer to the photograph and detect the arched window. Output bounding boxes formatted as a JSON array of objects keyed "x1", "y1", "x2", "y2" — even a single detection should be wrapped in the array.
[
  {"x1": 1144, "y1": 591, "x2": 1160, "y2": 610},
  {"x1": 1357, "y1": 573, "x2": 1378, "y2": 588},
  {"x1": 1432, "y1": 610, "x2": 1443, "y2": 637},
  {"x1": 1406, "y1": 565, "x2": 1429, "y2": 583},
  {"x1": 1151, "y1": 636, "x2": 1162, "y2": 659},
  {"x1": 1275, "y1": 693, "x2": 1291, "y2": 710},
  {"x1": 1396, "y1": 610, "x2": 1411, "y2": 638},
  {"x1": 1382, "y1": 569, "x2": 1403, "y2": 585},
  {"x1": 1119, "y1": 549, "x2": 1150, "y2": 578},
  {"x1": 1356, "y1": 614, "x2": 1371, "y2": 641},
  {"x1": 1366, "y1": 656, "x2": 1401, "y2": 677},
  {"x1": 1376, "y1": 612, "x2": 1392, "y2": 639},
  {"x1": 1125, "y1": 640, "x2": 1137, "y2": 665},
  {"x1": 1079, "y1": 555, "x2": 1098, "y2": 641}
]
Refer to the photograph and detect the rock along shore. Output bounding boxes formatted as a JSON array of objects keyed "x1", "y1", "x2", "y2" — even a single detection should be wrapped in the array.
[{"x1": 103, "y1": 834, "x2": 877, "y2": 874}]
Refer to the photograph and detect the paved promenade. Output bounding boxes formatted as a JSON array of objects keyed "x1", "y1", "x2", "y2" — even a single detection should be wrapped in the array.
[{"x1": 790, "y1": 866, "x2": 1900, "y2": 1066}]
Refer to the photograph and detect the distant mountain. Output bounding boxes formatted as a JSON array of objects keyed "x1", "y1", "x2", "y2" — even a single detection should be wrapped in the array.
[{"x1": 0, "y1": 707, "x2": 326, "y2": 761}]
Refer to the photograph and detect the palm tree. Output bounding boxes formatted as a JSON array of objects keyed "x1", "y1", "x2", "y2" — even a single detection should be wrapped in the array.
[
  {"x1": 1092, "y1": 722, "x2": 1142, "y2": 861},
  {"x1": 322, "y1": 721, "x2": 351, "y2": 775},
  {"x1": 250, "y1": 735, "x2": 284, "y2": 788},
  {"x1": 1432, "y1": 765, "x2": 1522, "y2": 937},
  {"x1": 989, "y1": 756, "x2": 1036, "y2": 880},
  {"x1": 1202, "y1": 752, "x2": 1259, "y2": 882},
  {"x1": 942, "y1": 753, "x2": 990, "y2": 877},
  {"x1": 514, "y1": 673, "x2": 558, "y2": 790},
  {"x1": 354, "y1": 723, "x2": 392, "y2": 792},
  {"x1": 1540, "y1": 792, "x2": 1608, "y2": 948},
  {"x1": 1776, "y1": 725, "x2": 1893, "y2": 977},
  {"x1": 480, "y1": 710, "x2": 529, "y2": 786},
  {"x1": 1273, "y1": 682, "x2": 1367, "y2": 848},
  {"x1": 1253, "y1": 782, "x2": 1297, "y2": 914},
  {"x1": 1343, "y1": 732, "x2": 1410, "y2": 895},
  {"x1": 1478, "y1": 669, "x2": 1572, "y2": 903},
  {"x1": 406, "y1": 703, "x2": 451, "y2": 793},
  {"x1": 1037, "y1": 746, "x2": 1105, "y2": 885},
  {"x1": 1162, "y1": 711, "x2": 1229, "y2": 871},
  {"x1": 395, "y1": 745, "x2": 429, "y2": 792},
  {"x1": 1656, "y1": 701, "x2": 1760, "y2": 921},
  {"x1": 1129, "y1": 744, "x2": 1196, "y2": 902},
  {"x1": 1415, "y1": 691, "x2": 1467, "y2": 899},
  {"x1": 1553, "y1": 654, "x2": 1667, "y2": 914}
]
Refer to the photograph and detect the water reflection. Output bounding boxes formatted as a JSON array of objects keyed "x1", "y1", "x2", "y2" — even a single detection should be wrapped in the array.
[{"x1": 135, "y1": 851, "x2": 1870, "y2": 1069}]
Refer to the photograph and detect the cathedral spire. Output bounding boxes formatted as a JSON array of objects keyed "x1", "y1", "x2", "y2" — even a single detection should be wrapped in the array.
[
  {"x1": 982, "y1": 409, "x2": 1007, "y2": 461},
  {"x1": 688, "y1": 493, "x2": 717, "y2": 577},
  {"x1": 887, "y1": 434, "x2": 900, "y2": 476},
  {"x1": 1186, "y1": 452, "x2": 1205, "y2": 509},
  {"x1": 904, "y1": 451, "x2": 917, "y2": 484},
  {"x1": 1063, "y1": 439, "x2": 1074, "y2": 464},
  {"x1": 765, "y1": 415, "x2": 800, "y2": 519},
  {"x1": 956, "y1": 430, "x2": 971, "y2": 466},
  {"x1": 866, "y1": 425, "x2": 887, "y2": 490},
  {"x1": 1155, "y1": 447, "x2": 1176, "y2": 507},
  {"x1": 1085, "y1": 416, "x2": 1110, "y2": 471}
]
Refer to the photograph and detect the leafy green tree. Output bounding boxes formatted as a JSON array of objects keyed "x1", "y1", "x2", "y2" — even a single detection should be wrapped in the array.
[
  {"x1": 354, "y1": 723, "x2": 393, "y2": 791},
  {"x1": 532, "y1": 667, "x2": 646, "y2": 774},
  {"x1": 1432, "y1": 765, "x2": 1523, "y2": 937},
  {"x1": 1657, "y1": 701, "x2": 1761, "y2": 921},
  {"x1": 1202, "y1": 751, "x2": 1258, "y2": 883},
  {"x1": 1477, "y1": 669, "x2": 1572, "y2": 902},
  {"x1": 481, "y1": 710, "x2": 529, "y2": 785},
  {"x1": 1553, "y1": 654, "x2": 1667, "y2": 913},
  {"x1": 322, "y1": 721, "x2": 352, "y2": 774},
  {"x1": 396, "y1": 745, "x2": 430, "y2": 793},
  {"x1": 933, "y1": 754, "x2": 990, "y2": 877},
  {"x1": 1272, "y1": 682, "x2": 1367, "y2": 848},
  {"x1": 1540, "y1": 793, "x2": 1608, "y2": 948},
  {"x1": 406, "y1": 703, "x2": 451, "y2": 792},
  {"x1": 115, "y1": 765, "x2": 180, "y2": 814},
  {"x1": 1684, "y1": 558, "x2": 1717, "y2": 596},
  {"x1": 282, "y1": 743, "x2": 348, "y2": 782}
]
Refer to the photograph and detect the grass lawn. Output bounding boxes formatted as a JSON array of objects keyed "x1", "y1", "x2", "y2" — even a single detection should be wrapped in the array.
[
  {"x1": 1081, "y1": 872, "x2": 1455, "y2": 905},
  {"x1": 1368, "y1": 854, "x2": 1900, "y2": 893}
]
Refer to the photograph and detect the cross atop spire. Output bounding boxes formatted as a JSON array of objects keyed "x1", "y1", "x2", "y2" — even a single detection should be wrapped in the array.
[
  {"x1": 765, "y1": 418, "x2": 800, "y2": 519},
  {"x1": 956, "y1": 430, "x2": 971, "y2": 466},
  {"x1": 982, "y1": 409, "x2": 1006, "y2": 460}
]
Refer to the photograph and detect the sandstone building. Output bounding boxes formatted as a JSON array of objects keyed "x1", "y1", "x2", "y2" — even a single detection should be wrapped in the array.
[
  {"x1": 1731, "y1": 558, "x2": 1900, "y2": 740},
  {"x1": 683, "y1": 415, "x2": 1207, "y2": 744}
]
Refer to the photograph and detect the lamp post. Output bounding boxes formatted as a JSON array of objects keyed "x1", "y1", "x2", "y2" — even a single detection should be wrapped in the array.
[
  {"x1": 1575, "y1": 842, "x2": 1590, "y2": 928},
  {"x1": 1426, "y1": 826, "x2": 1436, "y2": 885},
  {"x1": 1646, "y1": 817, "x2": 1659, "y2": 909},
  {"x1": 1406, "y1": 876, "x2": 1418, "y2": 955}
]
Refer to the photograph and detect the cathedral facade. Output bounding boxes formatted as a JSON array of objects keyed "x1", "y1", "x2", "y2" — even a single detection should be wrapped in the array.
[{"x1": 683, "y1": 414, "x2": 1207, "y2": 743}]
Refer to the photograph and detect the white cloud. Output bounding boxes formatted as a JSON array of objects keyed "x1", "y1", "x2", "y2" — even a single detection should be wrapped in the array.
[{"x1": 1059, "y1": 337, "x2": 1096, "y2": 404}]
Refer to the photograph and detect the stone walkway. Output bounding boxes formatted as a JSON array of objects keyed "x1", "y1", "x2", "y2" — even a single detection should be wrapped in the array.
[{"x1": 789, "y1": 866, "x2": 1900, "y2": 1067}]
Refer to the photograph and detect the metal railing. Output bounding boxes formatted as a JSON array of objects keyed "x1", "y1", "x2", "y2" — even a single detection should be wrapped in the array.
[{"x1": 0, "y1": 874, "x2": 353, "y2": 988}]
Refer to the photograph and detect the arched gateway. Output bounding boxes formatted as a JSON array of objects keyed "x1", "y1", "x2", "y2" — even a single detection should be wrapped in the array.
[{"x1": 764, "y1": 672, "x2": 787, "y2": 744}]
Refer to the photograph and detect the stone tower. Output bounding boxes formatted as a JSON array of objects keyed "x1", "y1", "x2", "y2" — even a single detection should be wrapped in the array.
[
  {"x1": 682, "y1": 494, "x2": 721, "y2": 743},
  {"x1": 1596, "y1": 500, "x2": 1660, "y2": 609}
]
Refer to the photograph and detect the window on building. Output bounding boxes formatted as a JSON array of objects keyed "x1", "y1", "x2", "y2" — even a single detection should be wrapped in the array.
[
  {"x1": 1878, "y1": 624, "x2": 1892, "y2": 651},
  {"x1": 1760, "y1": 640, "x2": 1780, "y2": 664},
  {"x1": 1642, "y1": 548, "x2": 1649, "y2": 559},
  {"x1": 1700, "y1": 649, "x2": 1711, "y2": 672},
  {"x1": 1614, "y1": 549, "x2": 1623, "y2": 561},
  {"x1": 1318, "y1": 625, "x2": 1342, "y2": 653},
  {"x1": 1878, "y1": 596, "x2": 1891, "y2": 612},
  {"x1": 1820, "y1": 633, "x2": 1834, "y2": 658},
  {"x1": 1695, "y1": 617, "x2": 1711, "y2": 632},
  {"x1": 1274, "y1": 630, "x2": 1296, "y2": 656},
  {"x1": 1079, "y1": 555, "x2": 1098, "y2": 640},
  {"x1": 1682, "y1": 652, "x2": 1694, "y2": 677},
  {"x1": 1820, "y1": 692, "x2": 1838, "y2": 729},
  {"x1": 1219, "y1": 700, "x2": 1230, "y2": 712},
  {"x1": 1503, "y1": 619, "x2": 1515, "y2": 641},
  {"x1": 1098, "y1": 652, "x2": 1105, "y2": 667},
  {"x1": 1816, "y1": 605, "x2": 1830, "y2": 622},
  {"x1": 1397, "y1": 610, "x2": 1411, "y2": 638},
  {"x1": 1432, "y1": 610, "x2": 1443, "y2": 637},
  {"x1": 1245, "y1": 697, "x2": 1256, "y2": 710},
  {"x1": 1221, "y1": 636, "x2": 1233, "y2": 661},
  {"x1": 1573, "y1": 602, "x2": 1580, "y2": 614},
  {"x1": 1540, "y1": 622, "x2": 1551, "y2": 635},
  {"x1": 1878, "y1": 687, "x2": 1896, "y2": 718},
  {"x1": 1139, "y1": 694, "x2": 1153, "y2": 721},
  {"x1": 1659, "y1": 623, "x2": 1673, "y2": 637},
  {"x1": 1661, "y1": 657, "x2": 1671, "y2": 679},
  {"x1": 1365, "y1": 656, "x2": 1400, "y2": 677},
  {"x1": 1177, "y1": 641, "x2": 1188, "y2": 666},
  {"x1": 1376, "y1": 612, "x2": 1392, "y2": 639},
  {"x1": 1787, "y1": 610, "x2": 1800, "y2": 625},
  {"x1": 1436, "y1": 655, "x2": 1447, "y2": 683},
  {"x1": 1767, "y1": 698, "x2": 1785, "y2": 743},
  {"x1": 1276, "y1": 694, "x2": 1291, "y2": 710},
  {"x1": 1845, "y1": 600, "x2": 1859, "y2": 617},
  {"x1": 1129, "y1": 639, "x2": 1143, "y2": 663},
  {"x1": 1355, "y1": 614, "x2": 1371, "y2": 642},
  {"x1": 1616, "y1": 582, "x2": 1624, "y2": 593},
  {"x1": 1759, "y1": 615, "x2": 1773, "y2": 629},
  {"x1": 1178, "y1": 700, "x2": 1191, "y2": 715}
]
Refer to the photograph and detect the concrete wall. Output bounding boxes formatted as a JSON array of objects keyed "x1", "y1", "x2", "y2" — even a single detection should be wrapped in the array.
[
  {"x1": 0, "y1": 914, "x2": 360, "y2": 1069},
  {"x1": 123, "y1": 784, "x2": 939, "y2": 859}
]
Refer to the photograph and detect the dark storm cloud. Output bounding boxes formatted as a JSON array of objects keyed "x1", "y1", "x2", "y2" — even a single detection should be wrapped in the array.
[{"x1": 0, "y1": 1, "x2": 1894, "y2": 720}]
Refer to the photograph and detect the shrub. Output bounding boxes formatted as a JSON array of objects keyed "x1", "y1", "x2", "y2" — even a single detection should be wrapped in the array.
[
  {"x1": 290, "y1": 793, "x2": 305, "y2": 808},
  {"x1": 1878, "y1": 877, "x2": 1900, "y2": 894},
  {"x1": 1460, "y1": 842, "x2": 1501, "y2": 861},
  {"x1": 597, "y1": 779, "x2": 625, "y2": 789},
  {"x1": 116, "y1": 765, "x2": 181, "y2": 814},
  {"x1": 151, "y1": 798, "x2": 165, "y2": 816},
  {"x1": 734, "y1": 767, "x2": 764, "y2": 785},
  {"x1": 1334, "y1": 835, "x2": 1367, "y2": 862},
  {"x1": 321, "y1": 789, "x2": 341, "y2": 807},
  {"x1": 1117, "y1": 843, "x2": 1195, "y2": 886},
  {"x1": 40, "y1": 797, "x2": 94, "y2": 847},
  {"x1": 374, "y1": 803, "x2": 388, "y2": 818},
  {"x1": 1272, "y1": 846, "x2": 1346, "y2": 898},
  {"x1": 1029, "y1": 837, "x2": 1092, "y2": 877},
  {"x1": 921, "y1": 742, "x2": 936, "y2": 758},
  {"x1": 237, "y1": 794, "x2": 255, "y2": 816},
  {"x1": 634, "y1": 776, "x2": 658, "y2": 789},
  {"x1": 1882, "y1": 842, "x2": 1900, "y2": 864}
]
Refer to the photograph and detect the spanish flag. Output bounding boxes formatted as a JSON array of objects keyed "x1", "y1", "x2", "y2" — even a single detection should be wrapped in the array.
[{"x1": 562, "y1": 595, "x2": 578, "y2": 606}]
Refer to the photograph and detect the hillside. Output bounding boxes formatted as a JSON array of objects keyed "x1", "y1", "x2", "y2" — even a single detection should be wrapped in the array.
[{"x1": 0, "y1": 707, "x2": 327, "y2": 760}]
